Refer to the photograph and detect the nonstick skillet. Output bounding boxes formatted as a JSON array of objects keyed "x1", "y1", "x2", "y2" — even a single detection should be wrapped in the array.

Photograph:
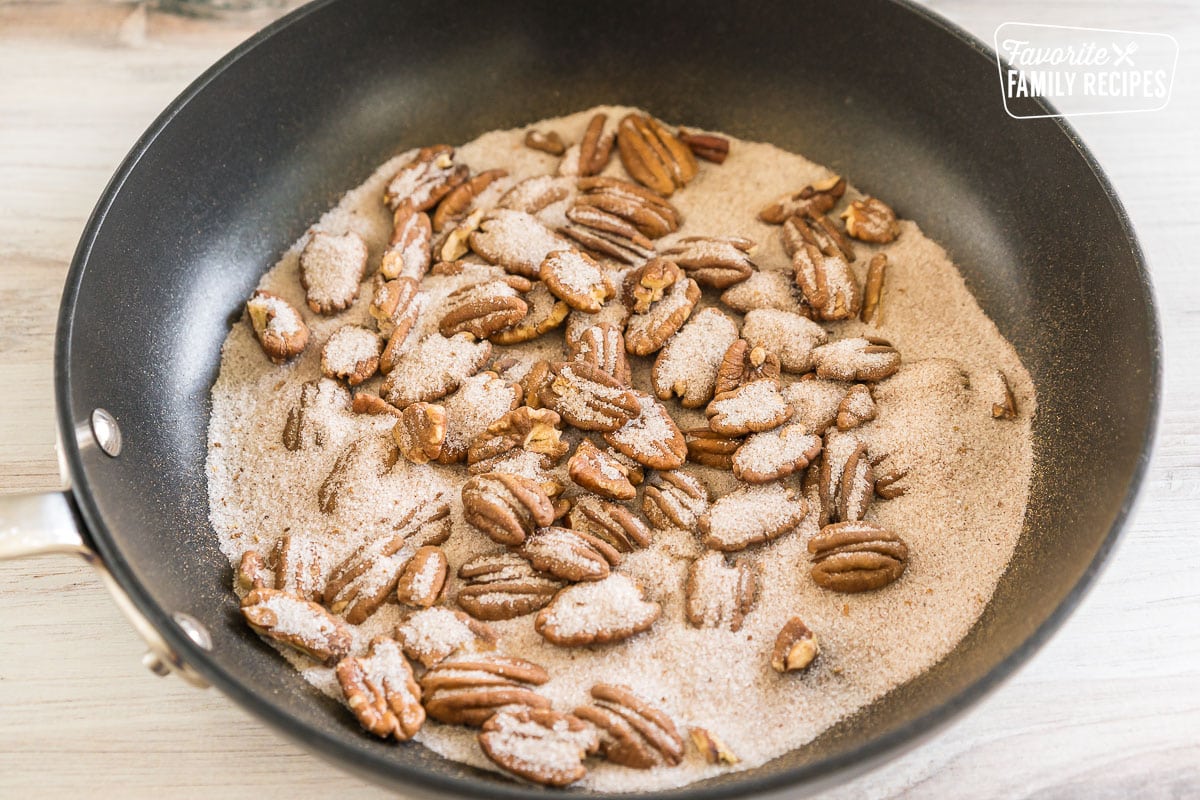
[{"x1": 0, "y1": 0, "x2": 1159, "y2": 796}]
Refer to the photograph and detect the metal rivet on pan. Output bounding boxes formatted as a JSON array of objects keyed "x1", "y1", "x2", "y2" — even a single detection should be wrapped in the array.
[
  {"x1": 90, "y1": 408, "x2": 122, "y2": 457},
  {"x1": 173, "y1": 612, "x2": 213, "y2": 651}
]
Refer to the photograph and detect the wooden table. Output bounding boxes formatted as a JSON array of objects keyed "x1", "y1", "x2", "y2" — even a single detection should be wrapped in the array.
[{"x1": 2, "y1": 1, "x2": 1197, "y2": 796}]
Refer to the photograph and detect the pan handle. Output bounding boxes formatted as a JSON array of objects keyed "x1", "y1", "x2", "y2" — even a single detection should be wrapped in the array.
[{"x1": 0, "y1": 491, "x2": 210, "y2": 689}]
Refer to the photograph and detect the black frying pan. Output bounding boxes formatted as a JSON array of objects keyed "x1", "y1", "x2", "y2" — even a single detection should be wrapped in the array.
[{"x1": 3, "y1": 0, "x2": 1159, "y2": 796}]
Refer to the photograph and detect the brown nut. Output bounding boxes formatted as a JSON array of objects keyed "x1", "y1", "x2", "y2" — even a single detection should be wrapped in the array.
[
  {"x1": 540, "y1": 248, "x2": 612, "y2": 313},
  {"x1": 539, "y1": 361, "x2": 642, "y2": 432},
  {"x1": 690, "y1": 727, "x2": 739, "y2": 765},
  {"x1": 677, "y1": 128, "x2": 731, "y2": 164},
  {"x1": 321, "y1": 325, "x2": 381, "y2": 386},
  {"x1": 568, "y1": 494, "x2": 653, "y2": 552},
  {"x1": 573, "y1": 175, "x2": 682, "y2": 239},
  {"x1": 467, "y1": 406, "x2": 569, "y2": 473},
  {"x1": 771, "y1": 617, "x2": 819, "y2": 672},
  {"x1": 534, "y1": 574, "x2": 661, "y2": 647},
  {"x1": 842, "y1": 196, "x2": 900, "y2": 243},
  {"x1": 624, "y1": 272, "x2": 700, "y2": 357},
  {"x1": 731, "y1": 423, "x2": 823, "y2": 484},
  {"x1": 991, "y1": 369, "x2": 1018, "y2": 419},
  {"x1": 247, "y1": 290, "x2": 309, "y2": 363},
  {"x1": 395, "y1": 546, "x2": 448, "y2": 608},
  {"x1": 781, "y1": 212, "x2": 855, "y2": 262},
  {"x1": 381, "y1": 332, "x2": 492, "y2": 408},
  {"x1": 652, "y1": 307, "x2": 740, "y2": 408},
  {"x1": 683, "y1": 427, "x2": 740, "y2": 471},
  {"x1": 299, "y1": 231, "x2": 368, "y2": 314},
  {"x1": 568, "y1": 440, "x2": 638, "y2": 501},
  {"x1": 269, "y1": 533, "x2": 325, "y2": 602},
  {"x1": 685, "y1": 552, "x2": 757, "y2": 632},
  {"x1": 642, "y1": 470, "x2": 710, "y2": 531},
  {"x1": 616, "y1": 113, "x2": 697, "y2": 196},
  {"x1": 397, "y1": 607, "x2": 498, "y2": 670},
  {"x1": 706, "y1": 380, "x2": 793, "y2": 437},
  {"x1": 660, "y1": 236, "x2": 756, "y2": 289},
  {"x1": 699, "y1": 483, "x2": 806, "y2": 552},
  {"x1": 569, "y1": 322, "x2": 633, "y2": 386},
  {"x1": 392, "y1": 402, "x2": 447, "y2": 464},
  {"x1": 622, "y1": 257, "x2": 682, "y2": 315},
  {"x1": 438, "y1": 278, "x2": 530, "y2": 340},
  {"x1": 524, "y1": 129, "x2": 567, "y2": 156},
  {"x1": 283, "y1": 378, "x2": 349, "y2": 452},
  {"x1": 518, "y1": 525, "x2": 622, "y2": 583},
  {"x1": 792, "y1": 241, "x2": 860, "y2": 321},
  {"x1": 809, "y1": 521, "x2": 909, "y2": 592},
  {"x1": 758, "y1": 175, "x2": 846, "y2": 224},
  {"x1": 603, "y1": 392, "x2": 687, "y2": 470},
  {"x1": 479, "y1": 707, "x2": 598, "y2": 787},
  {"x1": 860, "y1": 253, "x2": 888, "y2": 324},
  {"x1": 241, "y1": 587, "x2": 351, "y2": 666},
  {"x1": 498, "y1": 175, "x2": 570, "y2": 215},
  {"x1": 837, "y1": 384, "x2": 877, "y2": 431},
  {"x1": 456, "y1": 552, "x2": 564, "y2": 621},
  {"x1": 335, "y1": 636, "x2": 424, "y2": 741},
  {"x1": 573, "y1": 683, "x2": 684, "y2": 769},
  {"x1": 489, "y1": 281, "x2": 571, "y2": 345},
  {"x1": 469, "y1": 209, "x2": 574, "y2": 279},
  {"x1": 714, "y1": 338, "x2": 783, "y2": 396},
  {"x1": 811, "y1": 337, "x2": 901, "y2": 382},
  {"x1": 432, "y1": 169, "x2": 508, "y2": 232},
  {"x1": 578, "y1": 112, "x2": 615, "y2": 177},
  {"x1": 461, "y1": 472, "x2": 557, "y2": 546},
  {"x1": 381, "y1": 201, "x2": 433, "y2": 281},
  {"x1": 384, "y1": 145, "x2": 468, "y2": 212},
  {"x1": 420, "y1": 653, "x2": 550, "y2": 726}
]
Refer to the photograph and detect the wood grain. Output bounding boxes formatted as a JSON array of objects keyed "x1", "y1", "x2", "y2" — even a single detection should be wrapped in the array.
[{"x1": 1, "y1": 1, "x2": 1197, "y2": 797}]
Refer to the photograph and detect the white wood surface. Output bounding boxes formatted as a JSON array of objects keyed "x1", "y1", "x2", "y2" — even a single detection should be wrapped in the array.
[{"x1": 1, "y1": 1, "x2": 1197, "y2": 797}]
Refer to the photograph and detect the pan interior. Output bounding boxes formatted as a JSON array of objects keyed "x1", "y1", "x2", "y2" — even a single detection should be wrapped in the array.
[{"x1": 57, "y1": 0, "x2": 1156, "y2": 796}]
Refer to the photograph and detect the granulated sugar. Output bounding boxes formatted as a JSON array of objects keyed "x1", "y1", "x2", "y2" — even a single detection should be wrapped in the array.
[{"x1": 207, "y1": 106, "x2": 1035, "y2": 792}]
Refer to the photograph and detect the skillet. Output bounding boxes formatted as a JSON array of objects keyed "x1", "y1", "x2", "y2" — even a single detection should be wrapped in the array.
[{"x1": 0, "y1": 0, "x2": 1159, "y2": 796}]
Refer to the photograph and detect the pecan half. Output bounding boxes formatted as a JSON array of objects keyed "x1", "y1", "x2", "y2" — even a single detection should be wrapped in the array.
[
  {"x1": 573, "y1": 175, "x2": 682, "y2": 239},
  {"x1": 518, "y1": 525, "x2": 622, "y2": 583},
  {"x1": 467, "y1": 406, "x2": 569, "y2": 474},
  {"x1": 381, "y1": 332, "x2": 492, "y2": 408},
  {"x1": 247, "y1": 290, "x2": 309, "y2": 363},
  {"x1": 269, "y1": 533, "x2": 325, "y2": 602},
  {"x1": 616, "y1": 113, "x2": 697, "y2": 196},
  {"x1": 809, "y1": 521, "x2": 908, "y2": 592},
  {"x1": 391, "y1": 402, "x2": 446, "y2": 464},
  {"x1": 439, "y1": 278, "x2": 530, "y2": 340},
  {"x1": 469, "y1": 209, "x2": 574, "y2": 279},
  {"x1": 282, "y1": 378, "x2": 349, "y2": 451},
  {"x1": 677, "y1": 128, "x2": 730, "y2": 164},
  {"x1": 771, "y1": 617, "x2": 819, "y2": 672},
  {"x1": 660, "y1": 236, "x2": 755, "y2": 289},
  {"x1": 573, "y1": 683, "x2": 684, "y2": 769},
  {"x1": 480, "y1": 708, "x2": 599, "y2": 787},
  {"x1": 683, "y1": 427, "x2": 740, "y2": 470},
  {"x1": 568, "y1": 494, "x2": 652, "y2": 552},
  {"x1": 874, "y1": 466, "x2": 910, "y2": 499},
  {"x1": 561, "y1": 212, "x2": 656, "y2": 265},
  {"x1": 498, "y1": 175, "x2": 571, "y2": 215},
  {"x1": 781, "y1": 212, "x2": 855, "y2": 262},
  {"x1": 792, "y1": 242, "x2": 860, "y2": 321},
  {"x1": 384, "y1": 145, "x2": 468, "y2": 212},
  {"x1": 842, "y1": 196, "x2": 900, "y2": 243},
  {"x1": 299, "y1": 231, "x2": 369, "y2": 314},
  {"x1": 539, "y1": 361, "x2": 642, "y2": 432},
  {"x1": 603, "y1": 392, "x2": 687, "y2": 470},
  {"x1": 714, "y1": 339, "x2": 782, "y2": 396},
  {"x1": 837, "y1": 384, "x2": 877, "y2": 430},
  {"x1": 540, "y1": 248, "x2": 612, "y2": 312},
  {"x1": 706, "y1": 380, "x2": 793, "y2": 437},
  {"x1": 652, "y1": 307, "x2": 740, "y2": 408},
  {"x1": 380, "y1": 201, "x2": 433, "y2": 281},
  {"x1": 624, "y1": 272, "x2": 700, "y2": 357},
  {"x1": 642, "y1": 470, "x2": 710, "y2": 530},
  {"x1": 462, "y1": 472, "x2": 557, "y2": 546},
  {"x1": 732, "y1": 423, "x2": 823, "y2": 484},
  {"x1": 456, "y1": 552, "x2": 563, "y2": 621},
  {"x1": 237, "y1": 550, "x2": 268, "y2": 592},
  {"x1": 783, "y1": 377, "x2": 848, "y2": 436},
  {"x1": 860, "y1": 253, "x2": 888, "y2": 324},
  {"x1": 336, "y1": 636, "x2": 424, "y2": 740},
  {"x1": 818, "y1": 430, "x2": 874, "y2": 524},
  {"x1": 369, "y1": 275, "x2": 420, "y2": 339},
  {"x1": 720, "y1": 270, "x2": 809, "y2": 316},
  {"x1": 524, "y1": 129, "x2": 567, "y2": 156},
  {"x1": 699, "y1": 483, "x2": 806, "y2": 552},
  {"x1": 395, "y1": 546, "x2": 448, "y2": 608},
  {"x1": 321, "y1": 325, "x2": 381, "y2": 386},
  {"x1": 317, "y1": 434, "x2": 400, "y2": 514},
  {"x1": 742, "y1": 309, "x2": 828, "y2": 374},
  {"x1": 758, "y1": 175, "x2": 846, "y2": 224},
  {"x1": 351, "y1": 392, "x2": 402, "y2": 417},
  {"x1": 323, "y1": 533, "x2": 415, "y2": 624},
  {"x1": 685, "y1": 551, "x2": 757, "y2": 631},
  {"x1": 622, "y1": 258, "x2": 682, "y2": 314},
  {"x1": 489, "y1": 281, "x2": 571, "y2": 345},
  {"x1": 690, "y1": 728, "x2": 739, "y2": 765},
  {"x1": 432, "y1": 169, "x2": 508, "y2": 232},
  {"x1": 578, "y1": 112, "x2": 615, "y2": 177},
  {"x1": 811, "y1": 337, "x2": 901, "y2": 382},
  {"x1": 420, "y1": 653, "x2": 550, "y2": 726},
  {"x1": 241, "y1": 587, "x2": 351, "y2": 666},
  {"x1": 535, "y1": 574, "x2": 661, "y2": 647},
  {"x1": 568, "y1": 440, "x2": 638, "y2": 500},
  {"x1": 397, "y1": 606, "x2": 498, "y2": 669},
  {"x1": 436, "y1": 371, "x2": 523, "y2": 464},
  {"x1": 568, "y1": 323, "x2": 632, "y2": 385}
]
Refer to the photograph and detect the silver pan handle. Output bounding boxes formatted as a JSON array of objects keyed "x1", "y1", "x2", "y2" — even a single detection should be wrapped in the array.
[{"x1": 0, "y1": 489, "x2": 211, "y2": 689}]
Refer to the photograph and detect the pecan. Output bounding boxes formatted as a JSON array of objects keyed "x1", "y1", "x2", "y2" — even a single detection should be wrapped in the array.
[
  {"x1": 420, "y1": 653, "x2": 550, "y2": 726},
  {"x1": 237, "y1": 550, "x2": 269, "y2": 591},
  {"x1": 379, "y1": 286, "x2": 426, "y2": 375},
  {"x1": 524, "y1": 129, "x2": 567, "y2": 156},
  {"x1": 381, "y1": 332, "x2": 492, "y2": 408},
  {"x1": 539, "y1": 361, "x2": 642, "y2": 432},
  {"x1": 299, "y1": 231, "x2": 368, "y2": 314},
  {"x1": 467, "y1": 406, "x2": 569, "y2": 473},
  {"x1": 282, "y1": 378, "x2": 349, "y2": 451},
  {"x1": 874, "y1": 466, "x2": 910, "y2": 499},
  {"x1": 642, "y1": 470, "x2": 710, "y2": 530},
  {"x1": 758, "y1": 175, "x2": 846, "y2": 224},
  {"x1": 622, "y1": 257, "x2": 682, "y2": 314},
  {"x1": 323, "y1": 533, "x2": 413, "y2": 624},
  {"x1": 991, "y1": 369, "x2": 1018, "y2": 419},
  {"x1": 380, "y1": 201, "x2": 433, "y2": 280},
  {"x1": 384, "y1": 145, "x2": 468, "y2": 212},
  {"x1": 781, "y1": 213, "x2": 855, "y2": 262},
  {"x1": 568, "y1": 323, "x2": 632, "y2": 385},
  {"x1": 837, "y1": 384, "x2": 877, "y2": 430},
  {"x1": 247, "y1": 290, "x2": 309, "y2": 363},
  {"x1": 690, "y1": 728, "x2": 739, "y2": 765},
  {"x1": 469, "y1": 209, "x2": 574, "y2": 279},
  {"x1": 568, "y1": 494, "x2": 652, "y2": 552},
  {"x1": 461, "y1": 472, "x2": 556, "y2": 546},
  {"x1": 438, "y1": 208, "x2": 485, "y2": 263},
  {"x1": 683, "y1": 427, "x2": 739, "y2": 470},
  {"x1": 561, "y1": 214, "x2": 656, "y2": 265},
  {"x1": 518, "y1": 525, "x2": 622, "y2": 583},
  {"x1": 568, "y1": 440, "x2": 638, "y2": 500},
  {"x1": 573, "y1": 175, "x2": 682, "y2": 239},
  {"x1": 616, "y1": 113, "x2": 697, "y2": 196},
  {"x1": 732, "y1": 423, "x2": 823, "y2": 484},
  {"x1": 714, "y1": 339, "x2": 782, "y2": 396},
  {"x1": 783, "y1": 378, "x2": 848, "y2": 435},
  {"x1": 573, "y1": 683, "x2": 684, "y2": 769},
  {"x1": 351, "y1": 392, "x2": 402, "y2": 417},
  {"x1": 818, "y1": 431, "x2": 874, "y2": 524},
  {"x1": 565, "y1": 298, "x2": 631, "y2": 347},
  {"x1": 535, "y1": 574, "x2": 661, "y2": 647},
  {"x1": 436, "y1": 371, "x2": 523, "y2": 464},
  {"x1": 498, "y1": 175, "x2": 571, "y2": 215},
  {"x1": 269, "y1": 533, "x2": 325, "y2": 602},
  {"x1": 685, "y1": 552, "x2": 757, "y2": 632},
  {"x1": 603, "y1": 392, "x2": 687, "y2": 470},
  {"x1": 809, "y1": 521, "x2": 908, "y2": 592},
  {"x1": 391, "y1": 402, "x2": 446, "y2": 464},
  {"x1": 489, "y1": 281, "x2": 570, "y2": 345},
  {"x1": 439, "y1": 278, "x2": 530, "y2": 340},
  {"x1": 842, "y1": 196, "x2": 900, "y2": 243},
  {"x1": 677, "y1": 128, "x2": 730, "y2": 164},
  {"x1": 811, "y1": 337, "x2": 901, "y2": 382},
  {"x1": 660, "y1": 236, "x2": 755, "y2": 289},
  {"x1": 792, "y1": 242, "x2": 860, "y2": 321},
  {"x1": 771, "y1": 617, "x2": 819, "y2": 672},
  {"x1": 241, "y1": 587, "x2": 351, "y2": 666},
  {"x1": 706, "y1": 380, "x2": 793, "y2": 437},
  {"x1": 742, "y1": 309, "x2": 828, "y2": 374},
  {"x1": 317, "y1": 434, "x2": 400, "y2": 514},
  {"x1": 720, "y1": 270, "x2": 810, "y2": 316},
  {"x1": 578, "y1": 112, "x2": 615, "y2": 177},
  {"x1": 480, "y1": 707, "x2": 598, "y2": 787},
  {"x1": 456, "y1": 552, "x2": 563, "y2": 621},
  {"x1": 397, "y1": 606, "x2": 498, "y2": 669},
  {"x1": 652, "y1": 307, "x2": 740, "y2": 408},
  {"x1": 699, "y1": 483, "x2": 806, "y2": 552},
  {"x1": 395, "y1": 546, "x2": 448, "y2": 608},
  {"x1": 540, "y1": 248, "x2": 612, "y2": 312},
  {"x1": 860, "y1": 253, "x2": 888, "y2": 324},
  {"x1": 320, "y1": 325, "x2": 381, "y2": 386},
  {"x1": 369, "y1": 275, "x2": 420, "y2": 340},
  {"x1": 336, "y1": 636, "x2": 424, "y2": 741},
  {"x1": 432, "y1": 169, "x2": 508, "y2": 232},
  {"x1": 624, "y1": 273, "x2": 700, "y2": 356}
]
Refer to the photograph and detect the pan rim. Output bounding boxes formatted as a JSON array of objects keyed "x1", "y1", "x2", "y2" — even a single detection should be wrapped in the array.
[{"x1": 52, "y1": 0, "x2": 1162, "y2": 796}]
